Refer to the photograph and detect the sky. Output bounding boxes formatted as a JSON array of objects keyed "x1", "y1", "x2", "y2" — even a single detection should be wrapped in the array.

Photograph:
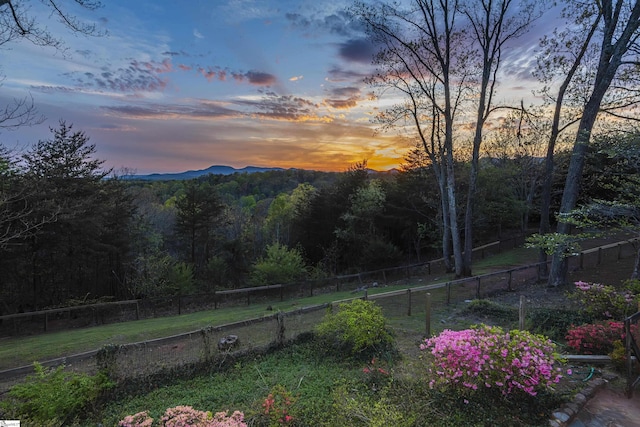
[{"x1": 1, "y1": 0, "x2": 557, "y2": 175}]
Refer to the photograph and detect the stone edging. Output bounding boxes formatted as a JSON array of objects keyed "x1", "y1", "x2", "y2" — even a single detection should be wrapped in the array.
[{"x1": 548, "y1": 374, "x2": 615, "y2": 427}]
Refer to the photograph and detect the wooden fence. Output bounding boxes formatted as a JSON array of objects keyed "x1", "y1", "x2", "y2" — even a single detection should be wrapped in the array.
[
  {"x1": 0, "y1": 235, "x2": 524, "y2": 337},
  {"x1": 0, "y1": 235, "x2": 638, "y2": 395}
]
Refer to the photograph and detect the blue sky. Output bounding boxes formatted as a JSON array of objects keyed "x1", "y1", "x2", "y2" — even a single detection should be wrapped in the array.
[{"x1": 1, "y1": 0, "x2": 553, "y2": 174}]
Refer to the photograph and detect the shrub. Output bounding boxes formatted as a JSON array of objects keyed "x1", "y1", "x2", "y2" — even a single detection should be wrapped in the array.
[
  {"x1": 570, "y1": 281, "x2": 637, "y2": 319},
  {"x1": 260, "y1": 384, "x2": 296, "y2": 427},
  {"x1": 119, "y1": 406, "x2": 247, "y2": 427},
  {"x1": 329, "y1": 383, "x2": 414, "y2": 427},
  {"x1": 462, "y1": 299, "x2": 518, "y2": 322},
  {"x1": 250, "y1": 243, "x2": 307, "y2": 285},
  {"x1": 0, "y1": 362, "x2": 112, "y2": 425},
  {"x1": 361, "y1": 357, "x2": 391, "y2": 393},
  {"x1": 565, "y1": 321, "x2": 638, "y2": 355},
  {"x1": 421, "y1": 324, "x2": 563, "y2": 397},
  {"x1": 527, "y1": 308, "x2": 594, "y2": 342},
  {"x1": 316, "y1": 299, "x2": 394, "y2": 359}
]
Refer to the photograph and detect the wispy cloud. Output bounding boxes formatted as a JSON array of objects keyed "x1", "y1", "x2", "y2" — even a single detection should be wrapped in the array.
[{"x1": 193, "y1": 29, "x2": 204, "y2": 39}]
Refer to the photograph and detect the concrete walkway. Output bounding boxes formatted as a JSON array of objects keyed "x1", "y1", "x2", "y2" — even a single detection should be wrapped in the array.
[{"x1": 569, "y1": 387, "x2": 640, "y2": 427}]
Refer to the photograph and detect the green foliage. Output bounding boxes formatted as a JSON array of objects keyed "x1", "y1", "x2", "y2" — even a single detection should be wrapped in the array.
[
  {"x1": 570, "y1": 281, "x2": 638, "y2": 319},
  {"x1": 462, "y1": 299, "x2": 518, "y2": 322},
  {"x1": 525, "y1": 232, "x2": 588, "y2": 257},
  {"x1": 0, "y1": 362, "x2": 112, "y2": 425},
  {"x1": 315, "y1": 299, "x2": 394, "y2": 359},
  {"x1": 98, "y1": 341, "x2": 350, "y2": 426},
  {"x1": 527, "y1": 308, "x2": 594, "y2": 342},
  {"x1": 250, "y1": 243, "x2": 307, "y2": 285},
  {"x1": 167, "y1": 261, "x2": 195, "y2": 295},
  {"x1": 130, "y1": 253, "x2": 194, "y2": 297},
  {"x1": 329, "y1": 383, "x2": 414, "y2": 427}
]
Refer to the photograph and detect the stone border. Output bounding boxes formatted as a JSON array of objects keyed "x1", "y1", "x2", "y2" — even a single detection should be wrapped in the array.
[{"x1": 548, "y1": 373, "x2": 616, "y2": 426}]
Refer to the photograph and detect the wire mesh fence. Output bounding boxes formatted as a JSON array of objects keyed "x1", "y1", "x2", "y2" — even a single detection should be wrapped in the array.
[{"x1": 0, "y1": 236, "x2": 637, "y2": 395}]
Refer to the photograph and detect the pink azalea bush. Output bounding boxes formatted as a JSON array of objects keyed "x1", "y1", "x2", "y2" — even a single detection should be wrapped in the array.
[
  {"x1": 571, "y1": 281, "x2": 637, "y2": 319},
  {"x1": 119, "y1": 406, "x2": 246, "y2": 427},
  {"x1": 421, "y1": 324, "x2": 563, "y2": 397}
]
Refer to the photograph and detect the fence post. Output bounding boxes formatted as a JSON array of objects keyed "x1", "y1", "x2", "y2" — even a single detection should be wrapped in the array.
[
  {"x1": 476, "y1": 277, "x2": 481, "y2": 299},
  {"x1": 135, "y1": 301, "x2": 139, "y2": 320},
  {"x1": 44, "y1": 312, "x2": 48, "y2": 332},
  {"x1": 178, "y1": 295, "x2": 182, "y2": 315},
  {"x1": 425, "y1": 293, "x2": 432, "y2": 337},
  {"x1": 507, "y1": 270, "x2": 513, "y2": 292},
  {"x1": 364, "y1": 289, "x2": 368, "y2": 301},
  {"x1": 407, "y1": 289, "x2": 412, "y2": 316},
  {"x1": 383, "y1": 270, "x2": 388, "y2": 285},
  {"x1": 427, "y1": 262, "x2": 431, "y2": 275},
  {"x1": 446, "y1": 282, "x2": 451, "y2": 305},
  {"x1": 276, "y1": 312, "x2": 285, "y2": 347},
  {"x1": 519, "y1": 295, "x2": 526, "y2": 330}
]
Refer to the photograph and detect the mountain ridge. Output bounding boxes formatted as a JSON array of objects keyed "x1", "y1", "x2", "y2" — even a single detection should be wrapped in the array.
[{"x1": 124, "y1": 165, "x2": 287, "y2": 181}]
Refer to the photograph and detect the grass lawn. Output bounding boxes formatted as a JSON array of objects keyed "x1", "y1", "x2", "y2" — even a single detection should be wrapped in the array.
[{"x1": 1, "y1": 273, "x2": 466, "y2": 370}]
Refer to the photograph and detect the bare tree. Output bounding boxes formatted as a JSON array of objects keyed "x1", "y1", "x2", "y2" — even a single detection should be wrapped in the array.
[
  {"x1": 0, "y1": 0, "x2": 104, "y2": 130},
  {"x1": 0, "y1": 0, "x2": 103, "y2": 49},
  {"x1": 459, "y1": 0, "x2": 543, "y2": 276},
  {"x1": 353, "y1": 0, "x2": 470, "y2": 276},
  {"x1": 353, "y1": 0, "x2": 541, "y2": 277},
  {"x1": 546, "y1": 0, "x2": 640, "y2": 286},
  {"x1": 534, "y1": 2, "x2": 601, "y2": 276}
]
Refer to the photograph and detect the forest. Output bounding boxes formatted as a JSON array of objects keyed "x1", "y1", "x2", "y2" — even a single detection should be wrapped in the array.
[
  {"x1": 1, "y1": 0, "x2": 640, "y2": 315},
  {"x1": 1, "y1": 119, "x2": 638, "y2": 314}
]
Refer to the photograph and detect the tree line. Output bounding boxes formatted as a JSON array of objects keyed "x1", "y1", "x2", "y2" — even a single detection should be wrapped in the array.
[
  {"x1": 1, "y1": 120, "x2": 638, "y2": 312},
  {"x1": 1, "y1": 0, "x2": 640, "y2": 312}
]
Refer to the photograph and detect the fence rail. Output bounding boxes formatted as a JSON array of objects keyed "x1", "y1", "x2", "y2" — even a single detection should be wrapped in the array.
[
  {"x1": 0, "y1": 236, "x2": 523, "y2": 337},
  {"x1": 0, "y1": 235, "x2": 638, "y2": 395}
]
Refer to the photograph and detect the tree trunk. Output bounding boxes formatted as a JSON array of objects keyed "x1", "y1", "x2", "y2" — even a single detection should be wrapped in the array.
[
  {"x1": 538, "y1": 14, "x2": 601, "y2": 280},
  {"x1": 441, "y1": 183, "x2": 453, "y2": 272},
  {"x1": 549, "y1": 81, "x2": 612, "y2": 286},
  {"x1": 446, "y1": 154, "x2": 464, "y2": 278},
  {"x1": 632, "y1": 244, "x2": 640, "y2": 280}
]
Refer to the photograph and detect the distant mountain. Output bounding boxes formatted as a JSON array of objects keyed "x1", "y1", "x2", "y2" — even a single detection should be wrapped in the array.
[{"x1": 124, "y1": 165, "x2": 286, "y2": 181}]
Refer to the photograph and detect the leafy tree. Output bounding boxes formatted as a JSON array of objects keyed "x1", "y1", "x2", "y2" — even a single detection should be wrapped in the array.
[
  {"x1": 249, "y1": 242, "x2": 307, "y2": 285},
  {"x1": 264, "y1": 193, "x2": 294, "y2": 245},
  {"x1": 174, "y1": 180, "x2": 224, "y2": 273},
  {"x1": 4, "y1": 121, "x2": 132, "y2": 307}
]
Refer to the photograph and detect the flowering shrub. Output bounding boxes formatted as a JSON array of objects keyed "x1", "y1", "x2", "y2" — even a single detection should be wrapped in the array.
[
  {"x1": 566, "y1": 321, "x2": 638, "y2": 355},
  {"x1": 261, "y1": 385, "x2": 296, "y2": 426},
  {"x1": 118, "y1": 406, "x2": 247, "y2": 427},
  {"x1": 119, "y1": 411, "x2": 153, "y2": 427},
  {"x1": 362, "y1": 358, "x2": 390, "y2": 392},
  {"x1": 421, "y1": 325, "x2": 563, "y2": 397},
  {"x1": 570, "y1": 281, "x2": 637, "y2": 319}
]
